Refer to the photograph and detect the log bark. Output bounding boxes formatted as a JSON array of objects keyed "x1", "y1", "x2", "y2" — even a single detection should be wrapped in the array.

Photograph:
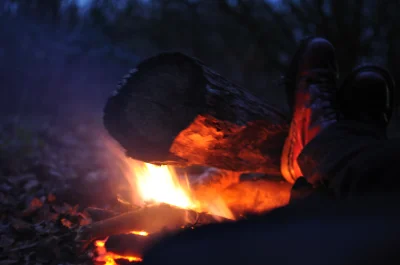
[
  {"x1": 103, "y1": 52, "x2": 289, "y2": 176},
  {"x1": 75, "y1": 204, "x2": 231, "y2": 244}
]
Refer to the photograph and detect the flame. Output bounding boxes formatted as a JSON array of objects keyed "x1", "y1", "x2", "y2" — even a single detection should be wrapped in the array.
[
  {"x1": 104, "y1": 137, "x2": 234, "y2": 219},
  {"x1": 131, "y1": 161, "x2": 197, "y2": 209},
  {"x1": 131, "y1": 160, "x2": 234, "y2": 219}
]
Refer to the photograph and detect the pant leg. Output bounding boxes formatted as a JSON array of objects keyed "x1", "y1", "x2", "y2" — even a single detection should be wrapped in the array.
[
  {"x1": 142, "y1": 195, "x2": 400, "y2": 265},
  {"x1": 297, "y1": 120, "x2": 400, "y2": 197}
]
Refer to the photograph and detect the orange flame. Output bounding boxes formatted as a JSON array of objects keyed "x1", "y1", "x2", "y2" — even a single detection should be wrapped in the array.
[
  {"x1": 131, "y1": 161, "x2": 197, "y2": 209},
  {"x1": 105, "y1": 138, "x2": 234, "y2": 219},
  {"x1": 96, "y1": 137, "x2": 236, "y2": 264},
  {"x1": 130, "y1": 160, "x2": 234, "y2": 219}
]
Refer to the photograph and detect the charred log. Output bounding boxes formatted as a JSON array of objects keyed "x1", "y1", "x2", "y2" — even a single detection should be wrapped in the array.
[{"x1": 103, "y1": 52, "x2": 289, "y2": 176}]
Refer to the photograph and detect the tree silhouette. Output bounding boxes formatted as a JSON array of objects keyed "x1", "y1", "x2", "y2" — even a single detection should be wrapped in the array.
[{"x1": 3, "y1": 0, "x2": 400, "y2": 107}]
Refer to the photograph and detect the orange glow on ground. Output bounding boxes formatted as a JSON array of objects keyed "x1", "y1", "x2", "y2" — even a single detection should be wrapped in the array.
[{"x1": 94, "y1": 231, "x2": 147, "y2": 264}]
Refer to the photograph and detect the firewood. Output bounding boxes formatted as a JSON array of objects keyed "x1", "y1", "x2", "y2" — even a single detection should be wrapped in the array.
[
  {"x1": 103, "y1": 52, "x2": 289, "y2": 176},
  {"x1": 75, "y1": 204, "x2": 231, "y2": 245},
  {"x1": 194, "y1": 178, "x2": 292, "y2": 215}
]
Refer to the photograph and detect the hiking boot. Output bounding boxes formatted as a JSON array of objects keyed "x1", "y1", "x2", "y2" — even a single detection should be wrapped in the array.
[
  {"x1": 338, "y1": 65, "x2": 395, "y2": 128},
  {"x1": 281, "y1": 37, "x2": 338, "y2": 183}
]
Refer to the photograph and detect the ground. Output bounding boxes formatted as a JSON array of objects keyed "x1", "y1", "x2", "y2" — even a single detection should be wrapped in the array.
[{"x1": 0, "y1": 114, "x2": 132, "y2": 265}]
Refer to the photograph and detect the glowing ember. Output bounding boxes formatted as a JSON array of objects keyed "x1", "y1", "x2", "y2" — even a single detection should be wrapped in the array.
[
  {"x1": 130, "y1": 230, "x2": 149, "y2": 236},
  {"x1": 95, "y1": 235, "x2": 144, "y2": 264}
]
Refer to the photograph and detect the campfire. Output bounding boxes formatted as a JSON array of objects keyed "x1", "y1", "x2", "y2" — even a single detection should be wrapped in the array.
[
  {"x1": 71, "y1": 52, "x2": 294, "y2": 264},
  {"x1": 77, "y1": 139, "x2": 237, "y2": 264},
  {"x1": 56, "y1": 133, "x2": 289, "y2": 265},
  {"x1": 0, "y1": 52, "x2": 293, "y2": 265}
]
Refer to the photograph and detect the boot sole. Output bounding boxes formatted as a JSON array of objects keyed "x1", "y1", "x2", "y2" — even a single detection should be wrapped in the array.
[
  {"x1": 338, "y1": 64, "x2": 395, "y2": 123},
  {"x1": 281, "y1": 36, "x2": 317, "y2": 183}
]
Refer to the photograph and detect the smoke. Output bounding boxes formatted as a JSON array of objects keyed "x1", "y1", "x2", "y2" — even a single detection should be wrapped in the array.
[{"x1": 0, "y1": 14, "x2": 139, "y2": 119}]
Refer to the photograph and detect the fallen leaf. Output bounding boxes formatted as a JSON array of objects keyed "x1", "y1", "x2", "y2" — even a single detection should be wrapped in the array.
[
  {"x1": 0, "y1": 183, "x2": 13, "y2": 192},
  {"x1": 21, "y1": 197, "x2": 43, "y2": 216},
  {"x1": 47, "y1": 193, "x2": 56, "y2": 202},
  {"x1": 0, "y1": 234, "x2": 14, "y2": 248},
  {"x1": 7, "y1": 174, "x2": 36, "y2": 186},
  {"x1": 10, "y1": 217, "x2": 32, "y2": 233},
  {"x1": 23, "y1": 179, "x2": 40, "y2": 192},
  {"x1": 9, "y1": 242, "x2": 38, "y2": 251},
  {"x1": 30, "y1": 197, "x2": 43, "y2": 208},
  {"x1": 61, "y1": 218, "x2": 73, "y2": 228}
]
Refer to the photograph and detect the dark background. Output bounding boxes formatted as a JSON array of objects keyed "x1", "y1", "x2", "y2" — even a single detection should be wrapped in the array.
[{"x1": 1, "y1": 0, "x2": 400, "y2": 118}]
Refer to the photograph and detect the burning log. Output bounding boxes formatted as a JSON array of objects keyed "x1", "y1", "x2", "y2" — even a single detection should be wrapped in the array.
[
  {"x1": 76, "y1": 204, "x2": 231, "y2": 244},
  {"x1": 196, "y1": 178, "x2": 292, "y2": 215},
  {"x1": 103, "y1": 52, "x2": 289, "y2": 176}
]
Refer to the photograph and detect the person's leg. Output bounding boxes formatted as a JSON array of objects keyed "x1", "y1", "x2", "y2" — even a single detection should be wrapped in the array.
[
  {"x1": 142, "y1": 195, "x2": 400, "y2": 265},
  {"x1": 297, "y1": 65, "x2": 396, "y2": 198},
  {"x1": 280, "y1": 37, "x2": 339, "y2": 184}
]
